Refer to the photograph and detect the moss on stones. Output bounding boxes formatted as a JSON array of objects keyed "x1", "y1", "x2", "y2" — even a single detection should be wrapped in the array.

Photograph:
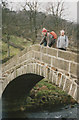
[{"x1": 24, "y1": 79, "x2": 77, "y2": 112}]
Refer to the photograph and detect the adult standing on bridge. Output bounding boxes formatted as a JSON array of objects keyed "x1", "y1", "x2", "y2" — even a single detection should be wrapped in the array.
[
  {"x1": 40, "y1": 28, "x2": 48, "y2": 46},
  {"x1": 48, "y1": 30, "x2": 57, "y2": 47},
  {"x1": 57, "y1": 30, "x2": 68, "y2": 51}
]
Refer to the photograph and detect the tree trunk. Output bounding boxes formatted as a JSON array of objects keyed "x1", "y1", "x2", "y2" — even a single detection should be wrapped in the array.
[
  {"x1": 30, "y1": 12, "x2": 32, "y2": 32},
  {"x1": 7, "y1": 35, "x2": 10, "y2": 58}
]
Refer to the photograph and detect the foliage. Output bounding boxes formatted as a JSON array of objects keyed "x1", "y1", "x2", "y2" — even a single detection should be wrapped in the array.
[
  {"x1": 2, "y1": 35, "x2": 32, "y2": 63},
  {"x1": 24, "y1": 79, "x2": 76, "y2": 112},
  {"x1": 2, "y1": 2, "x2": 78, "y2": 62},
  {"x1": 2, "y1": 6, "x2": 77, "y2": 46}
]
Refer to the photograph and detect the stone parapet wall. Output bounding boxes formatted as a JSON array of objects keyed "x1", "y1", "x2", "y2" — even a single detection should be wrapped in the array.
[
  {"x1": 1, "y1": 44, "x2": 79, "y2": 103},
  {"x1": 1, "y1": 59, "x2": 79, "y2": 103},
  {"x1": 2, "y1": 44, "x2": 78, "y2": 79},
  {"x1": 32, "y1": 45, "x2": 78, "y2": 78}
]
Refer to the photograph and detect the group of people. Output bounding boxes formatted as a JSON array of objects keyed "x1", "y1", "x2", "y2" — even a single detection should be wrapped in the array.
[{"x1": 40, "y1": 28, "x2": 68, "y2": 51}]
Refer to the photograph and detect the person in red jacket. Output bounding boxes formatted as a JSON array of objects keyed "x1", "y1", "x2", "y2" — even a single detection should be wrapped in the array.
[
  {"x1": 47, "y1": 31, "x2": 57, "y2": 47},
  {"x1": 40, "y1": 28, "x2": 48, "y2": 46}
]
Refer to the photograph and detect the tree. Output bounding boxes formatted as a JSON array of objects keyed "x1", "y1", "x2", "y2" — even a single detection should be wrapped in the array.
[
  {"x1": 22, "y1": 0, "x2": 39, "y2": 44},
  {"x1": 7, "y1": 34, "x2": 10, "y2": 58},
  {"x1": 45, "y1": 0, "x2": 65, "y2": 32},
  {"x1": 1, "y1": 0, "x2": 8, "y2": 9}
]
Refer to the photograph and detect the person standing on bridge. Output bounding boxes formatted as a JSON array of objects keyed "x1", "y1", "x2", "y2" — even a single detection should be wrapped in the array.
[
  {"x1": 40, "y1": 28, "x2": 48, "y2": 46},
  {"x1": 47, "y1": 30, "x2": 57, "y2": 47},
  {"x1": 57, "y1": 30, "x2": 68, "y2": 51}
]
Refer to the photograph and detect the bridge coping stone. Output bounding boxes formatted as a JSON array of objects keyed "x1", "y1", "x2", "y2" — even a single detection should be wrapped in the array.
[
  {"x1": 1, "y1": 59, "x2": 79, "y2": 103},
  {"x1": 1, "y1": 44, "x2": 79, "y2": 103},
  {"x1": 2, "y1": 44, "x2": 79, "y2": 78}
]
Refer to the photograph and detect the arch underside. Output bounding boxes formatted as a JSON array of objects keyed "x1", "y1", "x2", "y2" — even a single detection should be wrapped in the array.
[
  {"x1": 2, "y1": 73, "x2": 44, "y2": 100},
  {"x1": 2, "y1": 60, "x2": 79, "y2": 103}
]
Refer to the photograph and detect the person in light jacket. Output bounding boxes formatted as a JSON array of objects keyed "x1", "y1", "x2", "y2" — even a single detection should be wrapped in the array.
[{"x1": 57, "y1": 30, "x2": 68, "y2": 51}]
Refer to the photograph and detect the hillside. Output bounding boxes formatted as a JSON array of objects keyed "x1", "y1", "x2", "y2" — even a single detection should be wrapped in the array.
[
  {"x1": 2, "y1": 8, "x2": 77, "y2": 43},
  {"x1": 2, "y1": 35, "x2": 33, "y2": 63},
  {"x1": 1, "y1": 6, "x2": 78, "y2": 63}
]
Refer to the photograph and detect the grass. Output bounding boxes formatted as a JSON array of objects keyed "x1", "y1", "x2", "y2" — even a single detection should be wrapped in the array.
[
  {"x1": 2, "y1": 41, "x2": 20, "y2": 60},
  {"x1": 2, "y1": 35, "x2": 33, "y2": 62},
  {"x1": 32, "y1": 79, "x2": 70, "y2": 97},
  {"x1": 3, "y1": 35, "x2": 32, "y2": 48},
  {"x1": 24, "y1": 79, "x2": 76, "y2": 112}
]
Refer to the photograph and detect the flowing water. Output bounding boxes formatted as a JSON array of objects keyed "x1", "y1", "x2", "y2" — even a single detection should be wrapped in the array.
[
  {"x1": 2, "y1": 103, "x2": 79, "y2": 119},
  {"x1": 26, "y1": 104, "x2": 78, "y2": 119}
]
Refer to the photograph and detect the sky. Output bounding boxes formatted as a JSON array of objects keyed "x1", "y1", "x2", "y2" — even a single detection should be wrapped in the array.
[{"x1": 1, "y1": 0, "x2": 79, "y2": 23}]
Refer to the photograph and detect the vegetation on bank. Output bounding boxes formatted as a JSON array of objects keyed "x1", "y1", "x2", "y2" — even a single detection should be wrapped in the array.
[
  {"x1": 2, "y1": 35, "x2": 32, "y2": 63},
  {"x1": 21, "y1": 79, "x2": 77, "y2": 112},
  {"x1": 3, "y1": 79, "x2": 77, "y2": 112},
  {"x1": 1, "y1": 1, "x2": 78, "y2": 63}
]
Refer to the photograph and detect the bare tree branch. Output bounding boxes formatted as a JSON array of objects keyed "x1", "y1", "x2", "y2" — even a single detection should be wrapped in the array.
[
  {"x1": 56, "y1": 2, "x2": 60, "y2": 16},
  {"x1": 46, "y1": 0, "x2": 65, "y2": 18},
  {"x1": 59, "y1": 2, "x2": 64, "y2": 17}
]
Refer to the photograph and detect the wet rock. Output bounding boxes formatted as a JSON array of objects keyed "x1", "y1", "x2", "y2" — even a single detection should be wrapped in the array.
[
  {"x1": 20, "y1": 106, "x2": 25, "y2": 111},
  {"x1": 64, "y1": 106, "x2": 69, "y2": 109},
  {"x1": 70, "y1": 104, "x2": 75, "y2": 108}
]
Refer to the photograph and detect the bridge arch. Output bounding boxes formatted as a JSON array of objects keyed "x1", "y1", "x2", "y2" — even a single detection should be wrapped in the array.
[
  {"x1": 2, "y1": 73, "x2": 44, "y2": 100},
  {"x1": 1, "y1": 44, "x2": 79, "y2": 103},
  {"x1": 2, "y1": 62, "x2": 78, "y2": 103}
]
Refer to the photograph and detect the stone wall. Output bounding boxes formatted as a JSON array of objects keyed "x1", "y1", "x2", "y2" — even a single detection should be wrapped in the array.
[
  {"x1": 1, "y1": 44, "x2": 79, "y2": 103},
  {"x1": 2, "y1": 44, "x2": 78, "y2": 78},
  {"x1": 32, "y1": 45, "x2": 78, "y2": 78}
]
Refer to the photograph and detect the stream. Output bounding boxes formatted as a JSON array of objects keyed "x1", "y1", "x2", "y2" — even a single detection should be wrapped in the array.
[{"x1": 2, "y1": 103, "x2": 79, "y2": 119}]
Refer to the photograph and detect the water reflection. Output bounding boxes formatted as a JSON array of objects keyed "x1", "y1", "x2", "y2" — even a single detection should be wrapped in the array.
[
  {"x1": 2, "y1": 102, "x2": 78, "y2": 119},
  {"x1": 26, "y1": 104, "x2": 78, "y2": 119}
]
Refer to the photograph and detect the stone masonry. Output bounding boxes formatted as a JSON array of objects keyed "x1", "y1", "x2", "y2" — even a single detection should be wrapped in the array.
[{"x1": 0, "y1": 44, "x2": 79, "y2": 103}]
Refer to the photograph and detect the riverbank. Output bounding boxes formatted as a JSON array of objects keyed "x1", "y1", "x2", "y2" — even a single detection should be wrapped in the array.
[
  {"x1": 2, "y1": 79, "x2": 78, "y2": 118},
  {"x1": 21, "y1": 79, "x2": 77, "y2": 112}
]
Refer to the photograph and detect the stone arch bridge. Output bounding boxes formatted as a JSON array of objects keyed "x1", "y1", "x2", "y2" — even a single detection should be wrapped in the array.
[{"x1": 0, "y1": 44, "x2": 79, "y2": 103}]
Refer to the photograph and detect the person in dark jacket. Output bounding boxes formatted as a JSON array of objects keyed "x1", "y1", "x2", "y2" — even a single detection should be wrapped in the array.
[{"x1": 40, "y1": 28, "x2": 48, "y2": 46}]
